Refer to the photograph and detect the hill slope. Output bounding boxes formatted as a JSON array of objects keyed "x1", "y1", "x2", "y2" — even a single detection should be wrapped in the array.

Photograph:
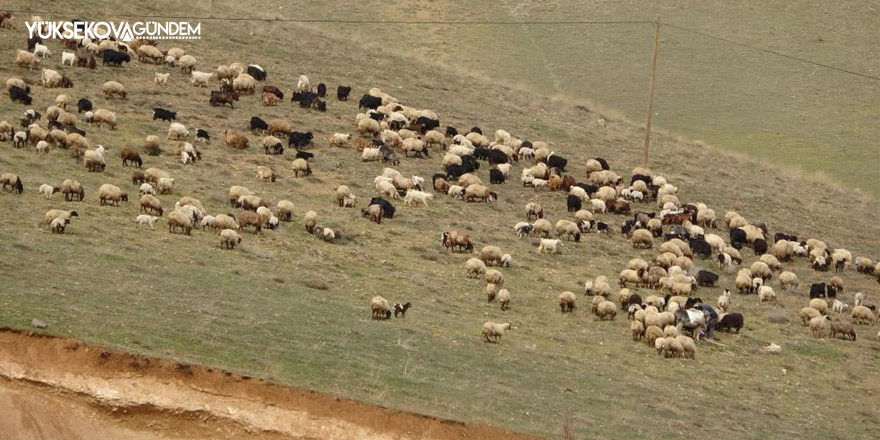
[{"x1": 1, "y1": 2, "x2": 879, "y2": 439}]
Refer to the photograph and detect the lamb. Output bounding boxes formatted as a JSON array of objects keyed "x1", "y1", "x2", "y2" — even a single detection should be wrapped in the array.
[
  {"x1": 135, "y1": 214, "x2": 160, "y2": 229},
  {"x1": 154, "y1": 72, "x2": 169, "y2": 86},
  {"x1": 97, "y1": 184, "x2": 128, "y2": 206},
  {"x1": 329, "y1": 133, "x2": 351, "y2": 148},
  {"x1": 851, "y1": 305, "x2": 876, "y2": 325},
  {"x1": 513, "y1": 222, "x2": 533, "y2": 238},
  {"x1": 832, "y1": 299, "x2": 849, "y2": 314},
  {"x1": 558, "y1": 291, "x2": 577, "y2": 313},
  {"x1": 190, "y1": 70, "x2": 212, "y2": 87},
  {"x1": 102, "y1": 81, "x2": 127, "y2": 99},
  {"x1": 50, "y1": 217, "x2": 70, "y2": 234},
  {"x1": 465, "y1": 258, "x2": 487, "y2": 278},
  {"x1": 370, "y1": 296, "x2": 392, "y2": 319},
  {"x1": 482, "y1": 321, "x2": 512, "y2": 343},
  {"x1": 716, "y1": 289, "x2": 731, "y2": 312},
  {"x1": 809, "y1": 315, "x2": 831, "y2": 338},
  {"x1": 38, "y1": 184, "x2": 59, "y2": 199},
  {"x1": 537, "y1": 238, "x2": 562, "y2": 254},
  {"x1": 219, "y1": 229, "x2": 242, "y2": 249},
  {"x1": 296, "y1": 75, "x2": 311, "y2": 92},
  {"x1": 404, "y1": 189, "x2": 433, "y2": 207},
  {"x1": 757, "y1": 286, "x2": 777, "y2": 303}
]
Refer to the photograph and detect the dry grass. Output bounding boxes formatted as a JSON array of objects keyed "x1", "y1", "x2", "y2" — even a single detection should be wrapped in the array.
[{"x1": 0, "y1": 1, "x2": 879, "y2": 439}]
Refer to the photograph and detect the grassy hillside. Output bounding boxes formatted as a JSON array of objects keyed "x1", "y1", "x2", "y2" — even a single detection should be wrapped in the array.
[
  {"x1": 1, "y1": 1, "x2": 880, "y2": 439},
  {"x1": 281, "y1": 0, "x2": 880, "y2": 196}
]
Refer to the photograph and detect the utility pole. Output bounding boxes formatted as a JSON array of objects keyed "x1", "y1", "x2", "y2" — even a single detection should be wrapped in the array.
[{"x1": 643, "y1": 17, "x2": 661, "y2": 167}]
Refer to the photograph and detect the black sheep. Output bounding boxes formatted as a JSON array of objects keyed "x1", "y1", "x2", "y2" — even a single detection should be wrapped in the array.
[
  {"x1": 717, "y1": 313, "x2": 744, "y2": 333},
  {"x1": 489, "y1": 169, "x2": 505, "y2": 184},
  {"x1": 567, "y1": 194, "x2": 582, "y2": 212},
  {"x1": 336, "y1": 85, "x2": 351, "y2": 100}
]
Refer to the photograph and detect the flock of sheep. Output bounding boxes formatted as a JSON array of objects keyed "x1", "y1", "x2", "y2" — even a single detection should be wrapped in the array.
[{"x1": 2, "y1": 15, "x2": 879, "y2": 360}]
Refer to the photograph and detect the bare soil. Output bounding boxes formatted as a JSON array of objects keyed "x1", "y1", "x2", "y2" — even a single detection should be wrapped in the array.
[{"x1": 0, "y1": 329, "x2": 541, "y2": 440}]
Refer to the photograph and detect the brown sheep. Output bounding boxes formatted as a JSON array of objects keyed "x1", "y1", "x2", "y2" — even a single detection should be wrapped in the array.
[
  {"x1": 120, "y1": 148, "x2": 142, "y2": 168},
  {"x1": 140, "y1": 194, "x2": 163, "y2": 216},
  {"x1": 224, "y1": 129, "x2": 249, "y2": 149},
  {"x1": 238, "y1": 210, "x2": 265, "y2": 234},
  {"x1": 60, "y1": 178, "x2": 84, "y2": 201},
  {"x1": 266, "y1": 119, "x2": 292, "y2": 137},
  {"x1": 362, "y1": 204, "x2": 383, "y2": 224}
]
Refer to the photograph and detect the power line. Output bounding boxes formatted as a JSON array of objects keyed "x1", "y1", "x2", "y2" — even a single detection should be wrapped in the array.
[
  {"x1": 4, "y1": 11, "x2": 652, "y2": 25},
  {"x1": 663, "y1": 23, "x2": 880, "y2": 82}
]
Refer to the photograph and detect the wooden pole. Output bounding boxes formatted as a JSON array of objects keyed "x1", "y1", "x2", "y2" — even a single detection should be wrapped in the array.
[{"x1": 643, "y1": 17, "x2": 661, "y2": 167}]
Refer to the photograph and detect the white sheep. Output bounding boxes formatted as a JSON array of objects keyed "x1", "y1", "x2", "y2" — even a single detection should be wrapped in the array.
[
  {"x1": 38, "y1": 184, "x2": 59, "y2": 199},
  {"x1": 465, "y1": 258, "x2": 487, "y2": 278},
  {"x1": 139, "y1": 183, "x2": 155, "y2": 196},
  {"x1": 538, "y1": 238, "x2": 562, "y2": 254},
  {"x1": 296, "y1": 74, "x2": 311, "y2": 92},
  {"x1": 155, "y1": 72, "x2": 169, "y2": 86},
  {"x1": 832, "y1": 299, "x2": 849, "y2": 314},
  {"x1": 497, "y1": 289, "x2": 511, "y2": 310},
  {"x1": 61, "y1": 50, "x2": 75, "y2": 66},
  {"x1": 403, "y1": 189, "x2": 433, "y2": 208},
  {"x1": 190, "y1": 71, "x2": 213, "y2": 87},
  {"x1": 34, "y1": 43, "x2": 52, "y2": 58},
  {"x1": 135, "y1": 214, "x2": 160, "y2": 229}
]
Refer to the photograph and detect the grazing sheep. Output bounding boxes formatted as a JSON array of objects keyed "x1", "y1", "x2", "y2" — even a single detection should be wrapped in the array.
[
  {"x1": 167, "y1": 209, "x2": 194, "y2": 235},
  {"x1": 482, "y1": 321, "x2": 512, "y2": 343},
  {"x1": 465, "y1": 258, "x2": 487, "y2": 278},
  {"x1": 644, "y1": 325, "x2": 664, "y2": 346},
  {"x1": 851, "y1": 305, "x2": 876, "y2": 325},
  {"x1": 303, "y1": 210, "x2": 318, "y2": 233},
  {"x1": 486, "y1": 283, "x2": 498, "y2": 303},
  {"x1": 829, "y1": 276, "x2": 845, "y2": 292},
  {"x1": 97, "y1": 184, "x2": 128, "y2": 206},
  {"x1": 525, "y1": 202, "x2": 544, "y2": 220},
  {"x1": 157, "y1": 178, "x2": 174, "y2": 195},
  {"x1": 291, "y1": 158, "x2": 311, "y2": 177},
  {"x1": 595, "y1": 300, "x2": 618, "y2": 320},
  {"x1": 232, "y1": 73, "x2": 256, "y2": 94},
  {"x1": 362, "y1": 204, "x2": 383, "y2": 224},
  {"x1": 480, "y1": 246, "x2": 504, "y2": 267},
  {"x1": 832, "y1": 299, "x2": 849, "y2": 314},
  {"x1": 799, "y1": 307, "x2": 821, "y2": 326},
  {"x1": 674, "y1": 335, "x2": 697, "y2": 359},
  {"x1": 168, "y1": 123, "x2": 189, "y2": 141},
  {"x1": 631, "y1": 229, "x2": 654, "y2": 249},
  {"x1": 219, "y1": 229, "x2": 242, "y2": 249},
  {"x1": 330, "y1": 133, "x2": 351, "y2": 148},
  {"x1": 102, "y1": 81, "x2": 127, "y2": 99},
  {"x1": 810, "y1": 298, "x2": 829, "y2": 315},
  {"x1": 16, "y1": 50, "x2": 40, "y2": 69},
  {"x1": 256, "y1": 166, "x2": 276, "y2": 183},
  {"x1": 370, "y1": 296, "x2": 392, "y2": 319},
  {"x1": 779, "y1": 271, "x2": 799, "y2": 292},
  {"x1": 631, "y1": 320, "x2": 645, "y2": 341},
  {"x1": 497, "y1": 289, "x2": 511, "y2": 311},
  {"x1": 538, "y1": 238, "x2": 562, "y2": 254},
  {"x1": 829, "y1": 320, "x2": 857, "y2": 341},
  {"x1": 485, "y1": 269, "x2": 504, "y2": 286},
  {"x1": 809, "y1": 315, "x2": 831, "y2": 338},
  {"x1": 559, "y1": 291, "x2": 577, "y2": 313}
]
